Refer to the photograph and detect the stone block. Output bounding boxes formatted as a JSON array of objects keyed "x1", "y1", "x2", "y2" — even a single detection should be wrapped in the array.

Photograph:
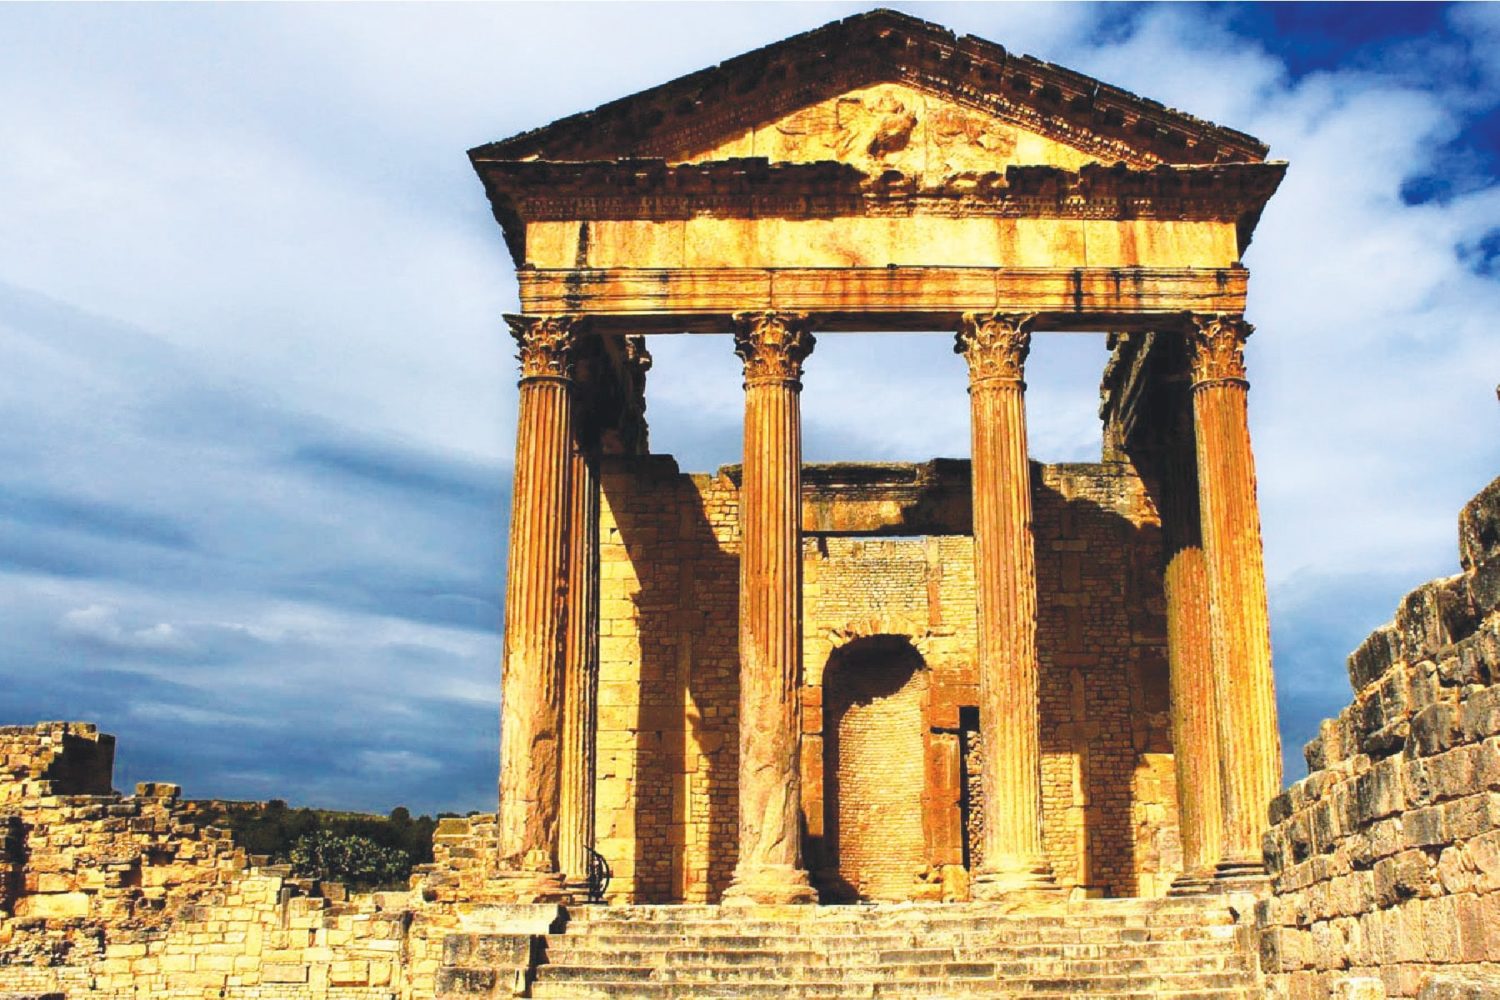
[
  {"x1": 1349, "y1": 625, "x2": 1402, "y2": 693},
  {"x1": 14, "y1": 891, "x2": 88, "y2": 919},
  {"x1": 1396, "y1": 583, "x2": 1455, "y2": 664},
  {"x1": 260, "y1": 962, "x2": 309, "y2": 983},
  {"x1": 328, "y1": 960, "x2": 369, "y2": 986},
  {"x1": 134, "y1": 782, "x2": 179, "y2": 799},
  {"x1": 1412, "y1": 703, "x2": 1460, "y2": 757},
  {"x1": 1356, "y1": 758, "x2": 1407, "y2": 825},
  {"x1": 1457, "y1": 476, "x2": 1500, "y2": 571},
  {"x1": 1460, "y1": 685, "x2": 1500, "y2": 742},
  {"x1": 1468, "y1": 556, "x2": 1500, "y2": 616},
  {"x1": 1417, "y1": 971, "x2": 1500, "y2": 1000},
  {"x1": 1331, "y1": 975, "x2": 1385, "y2": 999}
]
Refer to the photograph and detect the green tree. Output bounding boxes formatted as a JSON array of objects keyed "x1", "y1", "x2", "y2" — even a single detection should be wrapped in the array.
[{"x1": 288, "y1": 830, "x2": 410, "y2": 889}]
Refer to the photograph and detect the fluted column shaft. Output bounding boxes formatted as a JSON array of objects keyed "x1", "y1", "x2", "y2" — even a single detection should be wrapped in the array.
[
  {"x1": 956, "y1": 312, "x2": 1055, "y2": 895},
  {"x1": 495, "y1": 314, "x2": 579, "y2": 901},
  {"x1": 1189, "y1": 314, "x2": 1281, "y2": 876},
  {"x1": 724, "y1": 311, "x2": 817, "y2": 905},
  {"x1": 1155, "y1": 418, "x2": 1225, "y2": 885},
  {"x1": 558, "y1": 442, "x2": 599, "y2": 890}
]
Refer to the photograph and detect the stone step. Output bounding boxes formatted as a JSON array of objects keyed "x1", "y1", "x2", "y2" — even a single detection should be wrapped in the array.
[
  {"x1": 556, "y1": 921, "x2": 1240, "y2": 940},
  {"x1": 528, "y1": 980, "x2": 1256, "y2": 999},
  {"x1": 537, "y1": 941, "x2": 1242, "y2": 971},
  {"x1": 532, "y1": 963, "x2": 1253, "y2": 988},
  {"x1": 545, "y1": 932, "x2": 1243, "y2": 956},
  {"x1": 565, "y1": 910, "x2": 1233, "y2": 931}
]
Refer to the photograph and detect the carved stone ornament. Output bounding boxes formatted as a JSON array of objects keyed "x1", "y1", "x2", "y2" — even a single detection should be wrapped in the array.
[
  {"x1": 623, "y1": 335, "x2": 653, "y2": 378},
  {"x1": 955, "y1": 312, "x2": 1035, "y2": 386},
  {"x1": 506, "y1": 314, "x2": 582, "y2": 380},
  {"x1": 1187, "y1": 313, "x2": 1252, "y2": 388},
  {"x1": 774, "y1": 90, "x2": 918, "y2": 163},
  {"x1": 733, "y1": 312, "x2": 816, "y2": 386}
]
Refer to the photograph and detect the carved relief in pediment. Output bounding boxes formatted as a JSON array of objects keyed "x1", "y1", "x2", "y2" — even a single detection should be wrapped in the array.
[
  {"x1": 773, "y1": 92, "x2": 919, "y2": 161},
  {"x1": 684, "y1": 83, "x2": 1097, "y2": 180}
]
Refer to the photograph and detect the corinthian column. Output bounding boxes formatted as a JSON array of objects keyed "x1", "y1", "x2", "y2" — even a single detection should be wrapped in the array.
[
  {"x1": 955, "y1": 312, "x2": 1055, "y2": 896},
  {"x1": 1188, "y1": 313, "x2": 1281, "y2": 880},
  {"x1": 1153, "y1": 412, "x2": 1225, "y2": 891},
  {"x1": 723, "y1": 311, "x2": 817, "y2": 906},
  {"x1": 494, "y1": 314, "x2": 579, "y2": 902},
  {"x1": 557, "y1": 433, "x2": 599, "y2": 893}
]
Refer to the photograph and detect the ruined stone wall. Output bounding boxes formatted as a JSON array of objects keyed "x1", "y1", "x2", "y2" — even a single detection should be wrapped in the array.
[
  {"x1": 0, "y1": 731, "x2": 509, "y2": 999},
  {"x1": 1, "y1": 724, "x2": 115, "y2": 803},
  {"x1": 1261, "y1": 477, "x2": 1500, "y2": 999},
  {"x1": 595, "y1": 456, "x2": 1178, "y2": 903}
]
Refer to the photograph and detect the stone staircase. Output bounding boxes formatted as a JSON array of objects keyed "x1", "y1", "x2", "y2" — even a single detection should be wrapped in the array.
[{"x1": 438, "y1": 897, "x2": 1262, "y2": 999}]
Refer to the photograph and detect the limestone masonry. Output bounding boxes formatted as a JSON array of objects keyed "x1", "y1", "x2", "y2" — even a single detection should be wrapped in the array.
[{"x1": 3, "y1": 9, "x2": 1495, "y2": 999}]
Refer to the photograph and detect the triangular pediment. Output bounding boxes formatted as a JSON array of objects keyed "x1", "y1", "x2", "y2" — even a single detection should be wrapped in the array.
[
  {"x1": 682, "y1": 81, "x2": 1101, "y2": 178},
  {"x1": 474, "y1": 9, "x2": 1267, "y2": 169}
]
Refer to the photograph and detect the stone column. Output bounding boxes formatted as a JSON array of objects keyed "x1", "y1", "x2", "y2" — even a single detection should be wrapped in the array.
[
  {"x1": 557, "y1": 439, "x2": 599, "y2": 893},
  {"x1": 723, "y1": 311, "x2": 817, "y2": 905},
  {"x1": 1153, "y1": 414, "x2": 1225, "y2": 890},
  {"x1": 494, "y1": 314, "x2": 579, "y2": 902},
  {"x1": 955, "y1": 312, "x2": 1055, "y2": 896},
  {"x1": 1188, "y1": 313, "x2": 1281, "y2": 879}
]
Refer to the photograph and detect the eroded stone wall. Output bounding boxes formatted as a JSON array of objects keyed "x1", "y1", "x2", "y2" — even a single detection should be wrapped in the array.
[
  {"x1": 594, "y1": 456, "x2": 1179, "y2": 903},
  {"x1": 1261, "y1": 477, "x2": 1500, "y2": 999},
  {"x1": 0, "y1": 731, "x2": 520, "y2": 999}
]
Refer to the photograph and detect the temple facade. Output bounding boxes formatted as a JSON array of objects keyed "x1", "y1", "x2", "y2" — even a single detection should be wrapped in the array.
[{"x1": 473, "y1": 8, "x2": 1286, "y2": 907}]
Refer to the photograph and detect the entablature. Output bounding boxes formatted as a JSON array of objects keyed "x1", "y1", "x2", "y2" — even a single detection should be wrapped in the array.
[
  {"x1": 475, "y1": 159, "x2": 1285, "y2": 266},
  {"x1": 516, "y1": 265, "x2": 1248, "y2": 334}
]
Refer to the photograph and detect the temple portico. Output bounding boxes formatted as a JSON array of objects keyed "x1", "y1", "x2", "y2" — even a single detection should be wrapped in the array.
[{"x1": 474, "y1": 9, "x2": 1285, "y2": 906}]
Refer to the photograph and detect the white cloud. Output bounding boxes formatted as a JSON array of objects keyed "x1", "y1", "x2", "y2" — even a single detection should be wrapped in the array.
[
  {"x1": 2, "y1": 4, "x2": 1497, "y2": 804},
  {"x1": 59, "y1": 605, "x2": 196, "y2": 655}
]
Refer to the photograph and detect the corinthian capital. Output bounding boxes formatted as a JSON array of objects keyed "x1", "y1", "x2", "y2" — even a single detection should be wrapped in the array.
[
  {"x1": 955, "y1": 312, "x2": 1035, "y2": 386},
  {"x1": 506, "y1": 314, "x2": 582, "y2": 381},
  {"x1": 1187, "y1": 313, "x2": 1252, "y2": 388},
  {"x1": 732, "y1": 312, "x2": 815, "y2": 386}
]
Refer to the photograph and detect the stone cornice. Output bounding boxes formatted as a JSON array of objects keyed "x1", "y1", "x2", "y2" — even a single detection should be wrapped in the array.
[
  {"x1": 480, "y1": 159, "x2": 1283, "y2": 219},
  {"x1": 470, "y1": 10, "x2": 1268, "y2": 170}
]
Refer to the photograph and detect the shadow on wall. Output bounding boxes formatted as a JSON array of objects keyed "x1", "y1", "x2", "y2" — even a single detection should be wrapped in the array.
[
  {"x1": 602, "y1": 458, "x2": 739, "y2": 903},
  {"x1": 816, "y1": 635, "x2": 928, "y2": 902},
  {"x1": 1031, "y1": 469, "x2": 1174, "y2": 898},
  {"x1": 601, "y1": 458, "x2": 1177, "y2": 901}
]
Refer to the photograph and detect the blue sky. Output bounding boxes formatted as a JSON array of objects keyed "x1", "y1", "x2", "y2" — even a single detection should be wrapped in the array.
[{"x1": 2, "y1": 3, "x2": 1498, "y2": 815}]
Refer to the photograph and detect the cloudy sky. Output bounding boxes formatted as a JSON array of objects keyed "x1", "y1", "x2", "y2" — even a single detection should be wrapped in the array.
[{"x1": 2, "y1": 3, "x2": 1497, "y2": 816}]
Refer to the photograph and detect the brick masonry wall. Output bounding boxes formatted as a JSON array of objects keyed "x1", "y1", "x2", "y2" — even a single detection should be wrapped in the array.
[
  {"x1": 1260, "y1": 476, "x2": 1500, "y2": 999},
  {"x1": 596, "y1": 456, "x2": 1178, "y2": 903}
]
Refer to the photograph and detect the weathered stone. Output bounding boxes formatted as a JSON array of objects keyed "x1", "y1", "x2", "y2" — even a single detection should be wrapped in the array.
[
  {"x1": 1350, "y1": 625, "x2": 1405, "y2": 694},
  {"x1": 1458, "y1": 478, "x2": 1500, "y2": 572}
]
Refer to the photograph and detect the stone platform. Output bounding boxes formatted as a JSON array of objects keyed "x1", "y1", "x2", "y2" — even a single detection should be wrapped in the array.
[{"x1": 437, "y1": 897, "x2": 1261, "y2": 999}]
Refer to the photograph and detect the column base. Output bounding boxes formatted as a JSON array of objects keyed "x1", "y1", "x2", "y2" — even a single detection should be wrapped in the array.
[
  {"x1": 970, "y1": 859, "x2": 1061, "y2": 902},
  {"x1": 721, "y1": 864, "x2": 818, "y2": 906},
  {"x1": 1168, "y1": 868, "x2": 1220, "y2": 896},
  {"x1": 1211, "y1": 857, "x2": 1271, "y2": 892}
]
